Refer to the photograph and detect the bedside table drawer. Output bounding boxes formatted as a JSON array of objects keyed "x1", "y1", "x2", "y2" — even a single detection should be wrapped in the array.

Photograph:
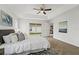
[{"x1": 0, "y1": 48, "x2": 4, "y2": 55}]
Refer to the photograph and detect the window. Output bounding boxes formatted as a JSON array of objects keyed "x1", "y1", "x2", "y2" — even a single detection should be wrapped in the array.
[{"x1": 29, "y1": 23, "x2": 42, "y2": 35}]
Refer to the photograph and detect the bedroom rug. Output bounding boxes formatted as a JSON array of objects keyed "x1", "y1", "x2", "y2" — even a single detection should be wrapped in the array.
[
  {"x1": 14, "y1": 49, "x2": 59, "y2": 55},
  {"x1": 28, "y1": 50, "x2": 58, "y2": 55}
]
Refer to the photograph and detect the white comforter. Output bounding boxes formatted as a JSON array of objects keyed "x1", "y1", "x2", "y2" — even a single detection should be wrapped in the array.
[{"x1": 0, "y1": 37, "x2": 50, "y2": 55}]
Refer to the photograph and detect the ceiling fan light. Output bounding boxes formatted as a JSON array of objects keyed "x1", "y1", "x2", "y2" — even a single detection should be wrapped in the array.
[
  {"x1": 33, "y1": 4, "x2": 51, "y2": 15},
  {"x1": 43, "y1": 11, "x2": 46, "y2": 15}
]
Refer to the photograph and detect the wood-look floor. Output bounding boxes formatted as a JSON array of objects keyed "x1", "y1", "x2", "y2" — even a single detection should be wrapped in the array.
[{"x1": 48, "y1": 36, "x2": 79, "y2": 55}]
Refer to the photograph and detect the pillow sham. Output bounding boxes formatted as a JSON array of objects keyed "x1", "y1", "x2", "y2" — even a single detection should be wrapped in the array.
[
  {"x1": 3, "y1": 34, "x2": 12, "y2": 44},
  {"x1": 9, "y1": 33, "x2": 18, "y2": 43},
  {"x1": 3, "y1": 33, "x2": 18, "y2": 44}
]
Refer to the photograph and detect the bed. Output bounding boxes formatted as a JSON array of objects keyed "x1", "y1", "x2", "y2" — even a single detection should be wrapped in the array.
[{"x1": 0, "y1": 29, "x2": 50, "y2": 55}]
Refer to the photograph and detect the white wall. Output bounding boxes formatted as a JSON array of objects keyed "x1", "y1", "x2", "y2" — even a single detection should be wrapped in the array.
[
  {"x1": 0, "y1": 8, "x2": 50, "y2": 37},
  {"x1": 18, "y1": 19, "x2": 50, "y2": 37},
  {"x1": 51, "y1": 6, "x2": 79, "y2": 47}
]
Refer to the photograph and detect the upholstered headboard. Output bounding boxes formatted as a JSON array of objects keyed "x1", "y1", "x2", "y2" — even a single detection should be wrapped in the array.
[{"x1": 0, "y1": 29, "x2": 15, "y2": 44}]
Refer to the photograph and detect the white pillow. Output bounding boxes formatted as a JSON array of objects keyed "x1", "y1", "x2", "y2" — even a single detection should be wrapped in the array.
[
  {"x1": 9, "y1": 33, "x2": 18, "y2": 43},
  {"x1": 3, "y1": 33, "x2": 18, "y2": 44},
  {"x1": 3, "y1": 34, "x2": 12, "y2": 44}
]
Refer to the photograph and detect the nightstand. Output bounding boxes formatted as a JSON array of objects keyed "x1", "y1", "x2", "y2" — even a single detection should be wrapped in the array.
[{"x1": 0, "y1": 48, "x2": 4, "y2": 55}]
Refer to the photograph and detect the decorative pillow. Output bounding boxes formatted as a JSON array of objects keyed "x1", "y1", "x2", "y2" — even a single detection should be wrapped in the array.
[
  {"x1": 9, "y1": 33, "x2": 18, "y2": 43},
  {"x1": 3, "y1": 33, "x2": 18, "y2": 44},
  {"x1": 16, "y1": 32, "x2": 25, "y2": 41},
  {"x1": 3, "y1": 34, "x2": 12, "y2": 44}
]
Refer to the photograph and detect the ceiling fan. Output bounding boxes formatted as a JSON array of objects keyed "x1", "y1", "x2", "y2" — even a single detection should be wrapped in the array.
[{"x1": 33, "y1": 4, "x2": 52, "y2": 15}]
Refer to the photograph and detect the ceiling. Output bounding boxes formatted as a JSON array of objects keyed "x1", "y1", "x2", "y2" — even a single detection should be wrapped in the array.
[{"x1": 0, "y1": 4, "x2": 78, "y2": 20}]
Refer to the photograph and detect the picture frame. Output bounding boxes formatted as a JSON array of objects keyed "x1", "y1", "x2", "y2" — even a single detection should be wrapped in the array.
[
  {"x1": 59, "y1": 21, "x2": 67, "y2": 33},
  {"x1": 0, "y1": 10, "x2": 13, "y2": 26}
]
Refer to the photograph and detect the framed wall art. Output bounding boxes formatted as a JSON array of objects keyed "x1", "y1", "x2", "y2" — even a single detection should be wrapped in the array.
[
  {"x1": 59, "y1": 21, "x2": 67, "y2": 33},
  {"x1": 0, "y1": 10, "x2": 13, "y2": 26}
]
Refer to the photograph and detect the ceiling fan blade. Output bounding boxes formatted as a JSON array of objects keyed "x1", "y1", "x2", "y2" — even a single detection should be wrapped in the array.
[
  {"x1": 43, "y1": 11, "x2": 46, "y2": 15},
  {"x1": 33, "y1": 8, "x2": 40, "y2": 10},
  {"x1": 45, "y1": 9, "x2": 52, "y2": 11},
  {"x1": 37, "y1": 11, "x2": 40, "y2": 14}
]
